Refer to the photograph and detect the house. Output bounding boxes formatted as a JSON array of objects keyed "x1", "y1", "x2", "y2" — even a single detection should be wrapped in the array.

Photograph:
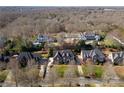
[
  {"x1": 17, "y1": 52, "x2": 48, "y2": 67},
  {"x1": 33, "y1": 35, "x2": 48, "y2": 46},
  {"x1": 81, "y1": 48, "x2": 105, "y2": 64},
  {"x1": 33, "y1": 34, "x2": 54, "y2": 46},
  {"x1": 80, "y1": 32, "x2": 101, "y2": 41},
  {"x1": 52, "y1": 50, "x2": 79, "y2": 65},
  {"x1": 63, "y1": 32, "x2": 101, "y2": 44},
  {"x1": 37, "y1": 34, "x2": 49, "y2": 43},
  {"x1": 108, "y1": 51, "x2": 124, "y2": 65}
]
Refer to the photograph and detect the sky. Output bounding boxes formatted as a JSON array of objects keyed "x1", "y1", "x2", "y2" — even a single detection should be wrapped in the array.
[{"x1": 0, "y1": 0, "x2": 123, "y2": 6}]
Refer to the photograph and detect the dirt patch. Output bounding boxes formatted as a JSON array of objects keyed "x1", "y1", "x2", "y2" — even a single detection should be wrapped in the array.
[
  {"x1": 102, "y1": 48, "x2": 118, "y2": 55},
  {"x1": 114, "y1": 66, "x2": 124, "y2": 79}
]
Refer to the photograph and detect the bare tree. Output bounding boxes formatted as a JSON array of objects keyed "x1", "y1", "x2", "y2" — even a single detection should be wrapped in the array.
[
  {"x1": 85, "y1": 59, "x2": 94, "y2": 77},
  {"x1": 102, "y1": 62, "x2": 119, "y2": 85},
  {"x1": 64, "y1": 65, "x2": 77, "y2": 87},
  {"x1": 7, "y1": 58, "x2": 19, "y2": 87},
  {"x1": 17, "y1": 59, "x2": 41, "y2": 87},
  {"x1": 26, "y1": 59, "x2": 40, "y2": 86},
  {"x1": 47, "y1": 68, "x2": 58, "y2": 87}
]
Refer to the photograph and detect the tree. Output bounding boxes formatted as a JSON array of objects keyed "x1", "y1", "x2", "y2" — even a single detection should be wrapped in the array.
[
  {"x1": 17, "y1": 59, "x2": 41, "y2": 87},
  {"x1": 47, "y1": 68, "x2": 58, "y2": 87},
  {"x1": 64, "y1": 65, "x2": 77, "y2": 87},
  {"x1": 92, "y1": 41, "x2": 98, "y2": 48},
  {"x1": 74, "y1": 40, "x2": 85, "y2": 53},
  {"x1": 48, "y1": 48, "x2": 53, "y2": 57},
  {"x1": 104, "y1": 37, "x2": 122, "y2": 50},
  {"x1": 82, "y1": 59, "x2": 94, "y2": 78},
  {"x1": 7, "y1": 58, "x2": 19, "y2": 87},
  {"x1": 102, "y1": 62, "x2": 119, "y2": 85}
]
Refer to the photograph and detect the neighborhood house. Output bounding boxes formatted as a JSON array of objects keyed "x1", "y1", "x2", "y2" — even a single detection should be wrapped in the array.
[
  {"x1": 64, "y1": 32, "x2": 101, "y2": 44},
  {"x1": 81, "y1": 48, "x2": 105, "y2": 64},
  {"x1": 17, "y1": 52, "x2": 48, "y2": 67},
  {"x1": 33, "y1": 34, "x2": 54, "y2": 46},
  {"x1": 51, "y1": 50, "x2": 78, "y2": 65},
  {"x1": 80, "y1": 32, "x2": 101, "y2": 41},
  {"x1": 108, "y1": 51, "x2": 124, "y2": 65}
]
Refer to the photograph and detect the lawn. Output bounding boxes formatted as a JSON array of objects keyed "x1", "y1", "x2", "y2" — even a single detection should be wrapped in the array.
[
  {"x1": 82, "y1": 65, "x2": 104, "y2": 78},
  {"x1": 0, "y1": 70, "x2": 9, "y2": 82},
  {"x1": 55, "y1": 65, "x2": 68, "y2": 78},
  {"x1": 94, "y1": 66, "x2": 104, "y2": 78},
  {"x1": 54, "y1": 65, "x2": 79, "y2": 78}
]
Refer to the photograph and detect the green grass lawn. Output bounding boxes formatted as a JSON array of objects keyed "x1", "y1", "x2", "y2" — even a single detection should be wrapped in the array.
[
  {"x1": 55, "y1": 65, "x2": 68, "y2": 78},
  {"x1": 54, "y1": 65, "x2": 79, "y2": 78},
  {"x1": 93, "y1": 66, "x2": 104, "y2": 78},
  {"x1": 82, "y1": 65, "x2": 104, "y2": 78},
  {"x1": 0, "y1": 70, "x2": 9, "y2": 82}
]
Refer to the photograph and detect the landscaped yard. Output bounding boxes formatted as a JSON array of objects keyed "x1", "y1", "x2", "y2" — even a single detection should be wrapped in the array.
[
  {"x1": 82, "y1": 65, "x2": 104, "y2": 78},
  {"x1": 0, "y1": 70, "x2": 9, "y2": 82},
  {"x1": 55, "y1": 65, "x2": 68, "y2": 77},
  {"x1": 53, "y1": 65, "x2": 79, "y2": 78}
]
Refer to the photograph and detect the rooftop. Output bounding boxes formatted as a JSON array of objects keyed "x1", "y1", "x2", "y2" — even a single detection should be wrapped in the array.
[{"x1": 53, "y1": 50, "x2": 77, "y2": 64}]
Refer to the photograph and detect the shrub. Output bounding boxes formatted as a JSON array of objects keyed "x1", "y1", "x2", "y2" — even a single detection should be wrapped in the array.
[
  {"x1": 48, "y1": 48, "x2": 53, "y2": 57},
  {"x1": 0, "y1": 70, "x2": 9, "y2": 82},
  {"x1": 74, "y1": 40, "x2": 85, "y2": 53},
  {"x1": 99, "y1": 31, "x2": 107, "y2": 41},
  {"x1": 104, "y1": 37, "x2": 122, "y2": 50}
]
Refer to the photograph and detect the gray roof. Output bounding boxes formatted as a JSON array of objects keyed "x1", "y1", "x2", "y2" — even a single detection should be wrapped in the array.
[
  {"x1": 80, "y1": 32, "x2": 100, "y2": 41},
  {"x1": 81, "y1": 48, "x2": 105, "y2": 63},
  {"x1": 53, "y1": 50, "x2": 77, "y2": 64},
  {"x1": 111, "y1": 52, "x2": 124, "y2": 65},
  {"x1": 17, "y1": 52, "x2": 48, "y2": 66},
  {"x1": 33, "y1": 34, "x2": 54, "y2": 45},
  {"x1": 37, "y1": 35, "x2": 48, "y2": 42}
]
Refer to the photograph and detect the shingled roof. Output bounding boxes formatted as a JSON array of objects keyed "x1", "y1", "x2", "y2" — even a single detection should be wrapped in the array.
[
  {"x1": 81, "y1": 48, "x2": 105, "y2": 64},
  {"x1": 109, "y1": 51, "x2": 124, "y2": 65},
  {"x1": 80, "y1": 32, "x2": 101, "y2": 41},
  {"x1": 17, "y1": 52, "x2": 48, "y2": 67},
  {"x1": 53, "y1": 50, "x2": 78, "y2": 64}
]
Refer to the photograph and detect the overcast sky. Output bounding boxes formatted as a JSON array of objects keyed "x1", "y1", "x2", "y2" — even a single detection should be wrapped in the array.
[{"x1": 0, "y1": 0, "x2": 123, "y2": 6}]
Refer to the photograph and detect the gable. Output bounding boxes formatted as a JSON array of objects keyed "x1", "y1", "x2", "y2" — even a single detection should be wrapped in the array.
[
  {"x1": 81, "y1": 32, "x2": 100, "y2": 41},
  {"x1": 81, "y1": 48, "x2": 105, "y2": 63},
  {"x1": 18, "y1": 52, "x2": 47, "y2": 65},
  {"x1": 53, "y1": 50, "x2": 75, "y2": 64},
  {"x1": 111, "y1": 51, "x2": 124, "y2": 64}
]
